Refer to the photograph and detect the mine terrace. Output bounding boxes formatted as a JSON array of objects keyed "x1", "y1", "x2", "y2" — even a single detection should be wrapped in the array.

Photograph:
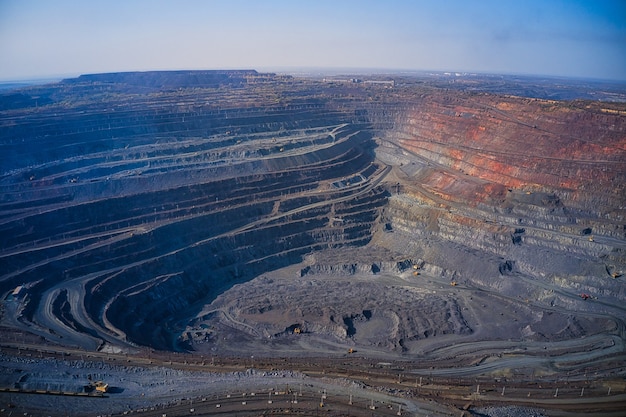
[{"x1": 0, "y1": 70, "x2": 625, "y2": 416}]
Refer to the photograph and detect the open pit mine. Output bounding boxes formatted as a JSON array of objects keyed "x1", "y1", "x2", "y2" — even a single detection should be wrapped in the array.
[{"x1": 0, "y1": 70, "x2": 625, "y2": 416}]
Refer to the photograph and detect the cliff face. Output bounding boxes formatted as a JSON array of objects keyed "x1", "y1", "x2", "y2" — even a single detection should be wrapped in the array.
[
  {"x1": 394, "y1": 94, "x2": 626, "y2": 211},
  {"x1": 374, "y1": 90, "x2": 626, "y2": 309}
]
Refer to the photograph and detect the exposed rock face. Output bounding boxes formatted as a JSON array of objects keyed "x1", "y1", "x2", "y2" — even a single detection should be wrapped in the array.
[
  {"x1": 0, "y1": 71, "x2": 624, "y2": 357},
  {"x1": 374, "y1": 91, "x2": 626, "y2": 304},
  {"x1": 393, "y1": 94, "x2": 626, "y2": 212}
]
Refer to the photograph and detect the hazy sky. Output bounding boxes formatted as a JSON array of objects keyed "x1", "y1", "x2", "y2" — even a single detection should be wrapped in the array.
[{"x1": 1, "y1": 0, "x2": 625, "y2": 81}]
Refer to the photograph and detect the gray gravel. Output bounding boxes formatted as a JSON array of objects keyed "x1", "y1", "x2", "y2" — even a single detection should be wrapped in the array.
[
  {"x1": 0, "y1": 353, "x2": 439, "y2": 416},
  {"x1": 473, "y1": 406, "x2": 548, "y2": 417},
  {"x1": 0, "y1": 353, "x2": 307, "y2": 416}
]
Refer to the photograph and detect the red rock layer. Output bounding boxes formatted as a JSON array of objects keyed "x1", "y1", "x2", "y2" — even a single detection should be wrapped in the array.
[{"x1": 394, "y1": 92, "x2": 626, "y2": 213}]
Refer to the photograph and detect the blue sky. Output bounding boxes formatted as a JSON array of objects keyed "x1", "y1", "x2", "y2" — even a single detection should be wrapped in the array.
[{"x1": 1, "y1": 0, "x2": 625, "y2": 81}]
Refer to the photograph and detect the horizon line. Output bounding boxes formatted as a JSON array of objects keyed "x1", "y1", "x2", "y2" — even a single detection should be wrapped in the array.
[{"x1": 1, "y1": 67, "x2": 626, "y2": 86}]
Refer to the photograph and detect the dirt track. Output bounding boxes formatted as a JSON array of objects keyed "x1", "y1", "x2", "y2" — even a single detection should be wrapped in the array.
[{"x1": 1, "y1": 342, "x2": 625, "y2": 417}]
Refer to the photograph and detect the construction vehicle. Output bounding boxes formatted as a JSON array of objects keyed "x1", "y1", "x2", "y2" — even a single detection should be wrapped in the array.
[
  {"x1": 293, "y1": 327, "x2": 301, "y2": 334},
  {"x1": 579, "y1": 293, "x2": 591, "y2": 300},
  {"x1": 450, "y1": 281, "x2": 457, "y2": 286},
  {"x1": 348, "y1": 348, "x2": 354, "y2": 354},
  {"x1": 94, "y1": 381, "x2": 109, "y2": 393},
  {"x1": 86, "y1": 375, "x2": 109, "y2": 393},
  {"x1": 86, "y1": 380, "x2": 109, "y2": 393}
]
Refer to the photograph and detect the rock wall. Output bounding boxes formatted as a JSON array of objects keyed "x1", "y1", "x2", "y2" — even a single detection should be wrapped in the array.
[{"x1": 374, "y1": 91, "x2": 626, "y2": 306}]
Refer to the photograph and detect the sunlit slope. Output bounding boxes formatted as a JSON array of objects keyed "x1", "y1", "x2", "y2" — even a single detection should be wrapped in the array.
[{"x1": 375, "y1": 90, "x2": 626, "y2": 319}]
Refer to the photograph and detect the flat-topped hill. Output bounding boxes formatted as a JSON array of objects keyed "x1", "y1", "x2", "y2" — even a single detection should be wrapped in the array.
[{"x1": 62, "y1": 69, "x2": 261, "y2": 90}]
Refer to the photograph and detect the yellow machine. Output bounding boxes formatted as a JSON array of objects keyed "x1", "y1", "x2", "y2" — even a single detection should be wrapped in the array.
[{"x1": 94, "y1": 381, "x2": 109, "y2": 393}]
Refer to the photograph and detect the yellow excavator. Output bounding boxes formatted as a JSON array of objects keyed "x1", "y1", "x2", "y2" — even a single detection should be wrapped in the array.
[
  {"x1": 94, "y1": 381, "x2": 109, "y2": 393},
  {"x1": 87, "y1": 380, "x2": 109, "y2": 393}
]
